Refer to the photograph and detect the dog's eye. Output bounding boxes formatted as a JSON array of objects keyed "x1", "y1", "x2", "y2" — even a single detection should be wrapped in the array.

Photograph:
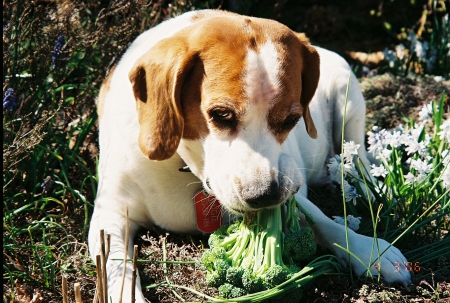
[
  {"x1": 209, "y1": 108, "x2": 236, "y2": 127},
  {"x1": 281, "y1": 116, "x2": 300, "y2": 129}
]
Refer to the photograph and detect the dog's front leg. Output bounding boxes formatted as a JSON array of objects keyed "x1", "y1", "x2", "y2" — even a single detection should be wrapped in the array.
[
  {"x1": 294, "y1": 189, "x2": 412, "y2": 288},
  {"x1": 89, "y1": 207, "x2": 146, "y2": 303}
]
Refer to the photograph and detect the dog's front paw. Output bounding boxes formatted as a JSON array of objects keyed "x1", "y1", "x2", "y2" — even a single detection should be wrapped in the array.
[{"x1": 334, "y1": 233, "x2": 412, "y2": 289}]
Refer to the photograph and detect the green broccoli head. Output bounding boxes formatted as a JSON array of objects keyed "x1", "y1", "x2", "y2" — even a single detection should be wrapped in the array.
[
  {"x1": 214, "y1": 259, "x2": 230, "y2": 278},
  {"x1": 242, "y1": 269, "x2": 265, "y2": 293},
  {"x1": 263, "y1": 265, "x2": 290, "y2": 287},
  {"x1": 218, "y1": 283, "x2": 246, "y2": 299},
  {"x1": 229, "y1": 286, "x2": 246, "y2": 298},
  {"x1": 205, "y1": 270, "x2": 225, "y2": 287},
  {"x1": 283, "y1": 226, "x2": 316, "y2": 263},
  {"x1": 202, "y1": 249, "x2": 230, "y2": 287},
  {"x1": 226, "y1": 266, "x2": 245, "y2": 287},
  {"x1": 201, "y1": 246, "x2": 227, "y2": 271}
]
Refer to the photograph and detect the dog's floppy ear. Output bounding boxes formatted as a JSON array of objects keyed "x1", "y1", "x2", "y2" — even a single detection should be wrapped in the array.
[
  {"x1": 128, "y1": 37, "x2": 197, "y2": 160},
  {"x1": 296, "y1": 33, "x2": 319, "y2": 139}
]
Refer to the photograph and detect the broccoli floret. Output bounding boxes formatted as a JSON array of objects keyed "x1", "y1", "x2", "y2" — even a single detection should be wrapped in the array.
[
  {"x1": 205, "y1": 270, "x2": 224, "y2": 287},
  {"x1": 217, "y1": 283, "x2": 234, "y2": 298},
  {"x1": 283, "y1": 227, "x2": 317, "y2": 263},
  {"x1": 201, "y1": 246, "x2": 227, "y2": 271},
  {"x1": 202, "y1": 250, "x2": 230, "y2": 287},
  {"x1": 229, "y1": 286, "x2": 246, "y2": 298},
  {"x1": 242, "y1": 269, "x2": 265, "y2": 293},
  {"x1": 263, "y1": 265, "x2": 289, "y2": 287},
  {"x1": 226, "y1": 266, "x2": 245, "y2": 287},
  {"x1": 214, "y1": 259, "x2": 229, "y2": 276},
  {"x1": 218, "y1": 283, "x2": 246, "y2": 299}
]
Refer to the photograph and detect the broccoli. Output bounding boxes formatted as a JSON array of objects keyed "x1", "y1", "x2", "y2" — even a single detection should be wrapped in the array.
[
  {"x1": 283, "y1": 226, "x2": 317, "y2": 263},
  {"x1": 226, "y1": 266, "x2": 245, "y2": 287},
  {"x1": 200, "y1": 196, "x2": 317, "y2": 298},
  {"x1": 263, "y1": 264, "x2": 289, "y2": 286},
  {"x1": 218, "y1": 283, "x2": 246, "y2": 299},
  {"x1": 241, "y1": 268, "x2": 265, "y2": 293},
  {"x1": 201, "y1": 248, "x2": 230, "y2": 287}
]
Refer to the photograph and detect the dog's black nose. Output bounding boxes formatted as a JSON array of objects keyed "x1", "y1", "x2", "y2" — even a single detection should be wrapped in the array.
[{"x1": 245, "y1": 181, "x2": 280, "y2": 209}]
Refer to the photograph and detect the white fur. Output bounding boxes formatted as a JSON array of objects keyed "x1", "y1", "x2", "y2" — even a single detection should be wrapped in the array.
[
  {"x1": 89, "y1": 11, "x2": 411, "y2": 303},
  {"x1": 245, "y1": 40, "x2": 280, "y2": 105}
]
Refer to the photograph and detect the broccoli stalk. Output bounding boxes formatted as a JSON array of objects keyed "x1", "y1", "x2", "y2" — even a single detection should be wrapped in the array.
[{"x1": 201, "y1": 196, "x2": 317, "y2": 299}]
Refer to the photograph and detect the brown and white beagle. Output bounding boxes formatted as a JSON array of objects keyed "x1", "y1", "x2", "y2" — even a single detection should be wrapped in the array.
[{"x1": 89, "y1": 10, "x2": 411, "y2": 302}]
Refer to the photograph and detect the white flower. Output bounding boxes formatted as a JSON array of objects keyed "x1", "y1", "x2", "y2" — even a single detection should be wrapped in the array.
[
  {"x1": 380, "y1": 147, "x2": 393, "y2": 159},
  {"x1": 395, "y1": 44, "x2": 406, "y2": 60},
  {"x1": 383, "y1": 48, "x2": 397, "y2": 67},
  {"x1": 438, "y1": 151, "x2": 450, "y2": 188},
  {"x1": 410, "y1": 158, "x2": 433, "y2": 175},
  {"x1": 442, "y1": 164, "x2": 450, "y2": 189},
  {"x1": 442, "y1": 150, "x2": 450, "y2": 165},
  {"x1": 438, "y1": 119, "x2": 450, "y2": 143},
  {"x1": 404, "y1": 172, "x2": 416, "y2": 184},
  {"x1": 344, "y1": 162, "x2": 360, "y2": 180},
  {"x1": 370, "y1": 164, "x2": 389, "y2": 178},
  {"x1": 343, "y1": 141, "x2": 360, "y2": 163},
  {"x1": 404, "y1": 172, "x2": 427, "y2": 185},
  {"x1": 407, "y1": 31, "x2": 417, "y2": 43},
  {"x1": 384, "y1": 131, "x2": 402, "y2": 149},
  {"x1": 328, "y1": 155, "x2": 343, "y2": 184},
  {"x1": 411, "y1": 123, "x2": 424, "y2": 140},
  {"x1": 333, "y1": 215, "x2": 362, "y2": 231},
  {"x1": 414, "y1": 40, "x2": 429, "y2": 60},
  {"x1": 343, "y1": 180, "x2": 360, "y2": 205},
  {"x1": 403, "y1": 124, "x2": 429, "y2": 156},
  {"x1": 367, "y1": 129, "x2": 384, "y2": 156},
  {"x1": 418, "y1": 103, "x2": 433, "y2": 121}
]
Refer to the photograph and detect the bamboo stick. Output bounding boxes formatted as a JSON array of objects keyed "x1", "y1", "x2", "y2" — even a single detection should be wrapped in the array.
[
  {"x1": 74, "y1": 283, "x2": 82, "y2": 303},
  {"x1": 62, "y1": 275, "x2": 68, "y2": 303},
  {"x1": 131, "y1": 245, "x2": 138, "y2": 302},
  {"x1": 96, "y1": 254, "x2": 105, "y2": 303},
  {"x1": 100, "y1": 229, "x2": 108, "y2": 303}
]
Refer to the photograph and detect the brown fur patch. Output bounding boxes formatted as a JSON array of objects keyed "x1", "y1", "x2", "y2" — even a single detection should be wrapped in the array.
[
  {"x1": 96, "y1": 64, "x2": 116, "y2": 121},
  {"x1": 268, "y1": 32, "x2": 320, "y2": 142}
]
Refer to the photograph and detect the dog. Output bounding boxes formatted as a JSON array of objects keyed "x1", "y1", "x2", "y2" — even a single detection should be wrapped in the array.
[{"x1": 89, "y1": 9, "x2": 412, "y2": 302}]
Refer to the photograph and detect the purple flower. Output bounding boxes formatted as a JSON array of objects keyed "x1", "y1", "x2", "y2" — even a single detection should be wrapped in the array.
[
  {"x1": 52, "y1": 34, "x2": 66, "y2": 68},
  {"x1": 41, "y1": 176, "x2": 53, "y2": 192},
  {"x1": 3, "y1": 88, "x2": 17, "y2": 111}
]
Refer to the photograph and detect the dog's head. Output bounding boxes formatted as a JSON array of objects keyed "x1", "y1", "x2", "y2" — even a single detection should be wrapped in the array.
[{"x1": 128, "y1": 12, "x2": 319, "y2": 213}]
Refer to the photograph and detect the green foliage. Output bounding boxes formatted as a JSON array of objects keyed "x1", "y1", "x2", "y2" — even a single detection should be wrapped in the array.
[{"x1": 330, "y1": 93, "x2": 449, "y2": 273}]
